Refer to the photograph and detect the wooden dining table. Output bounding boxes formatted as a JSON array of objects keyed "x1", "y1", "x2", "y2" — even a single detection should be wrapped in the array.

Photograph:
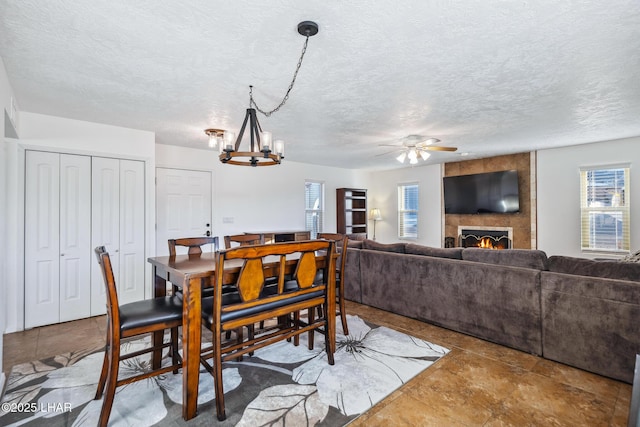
[{"x1": 147, "y1": 250, "x2": 335, "y2": 421}]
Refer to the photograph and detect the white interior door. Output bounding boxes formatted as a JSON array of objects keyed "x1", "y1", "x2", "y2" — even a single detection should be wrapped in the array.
[
  {"x1": 91, "y1": 157, "x2": 146, "y2": 313},
  {"x1": 91, "y1": 157, "x2": 120, "y2": 315},
  {"x1": 156, "y1": 168, "x2": 212, "y2": 256},
  {"x1": 25, "y1": 151, "x2": 61, "y2": 328},
  {"x1": 25, "y1": 152, "x2": 91, "y2": 327},
  {"x1": 58, "y1": 154, "x2": 91, "y2": 322},
  {"x1": 118, "y1": 159, "x2": 145, "y2": 304}
]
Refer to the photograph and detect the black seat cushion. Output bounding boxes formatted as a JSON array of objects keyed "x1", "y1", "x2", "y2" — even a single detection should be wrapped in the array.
[
  {"x1": 312, "y1": 270, "x2": 341, "y2": 287},
  {"x1": 201, "y1": 290, "x2": 324, "y2": 329},
  {"x1": 119, "y1": 296, "x2": 183, "y2": 332}
]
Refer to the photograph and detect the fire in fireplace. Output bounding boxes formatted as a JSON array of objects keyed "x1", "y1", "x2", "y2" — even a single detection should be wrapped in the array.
[{"x1": 458, "y1": 227, "x2": 512, "y2": 249}]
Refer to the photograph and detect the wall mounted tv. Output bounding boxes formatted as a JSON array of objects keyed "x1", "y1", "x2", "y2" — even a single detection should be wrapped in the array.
[{"x1": 443, "y1": 170, "x2": 520, "y2": 214}]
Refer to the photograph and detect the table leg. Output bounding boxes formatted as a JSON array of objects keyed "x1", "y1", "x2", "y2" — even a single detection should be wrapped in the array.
[
  {"x1": 181, "y1": 275, "x2": 202, "y2": 420},
  {"x1": 152, "y1": 267, "x2": 167, "y2": 369}
]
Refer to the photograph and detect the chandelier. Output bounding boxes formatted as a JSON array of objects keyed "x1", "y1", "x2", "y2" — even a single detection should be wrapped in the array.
[{"x1": 206, "y1": 21, "x2": 319, "y2": 167}]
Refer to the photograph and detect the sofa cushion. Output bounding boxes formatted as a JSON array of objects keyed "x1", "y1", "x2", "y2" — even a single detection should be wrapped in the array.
[
  {"x1": 405, "y1": 244, "x2": 462, "y2": 259},
  {"x1": 346, "y1": 239, "x2": 363, "y2": 249},
  {"x1": 361, "y1": 239, "x2": 406, "y2": 253},
  {"x1": 548, "y1": 255, "x2": 640, "y2": 282},
  {"x1": 462, "y1": 248, "x2": 548, "y2": 270}
]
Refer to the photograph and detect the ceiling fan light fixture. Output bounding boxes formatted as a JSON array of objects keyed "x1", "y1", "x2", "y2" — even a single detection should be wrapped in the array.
[
  {"x1": 419, "y1": 150, "x2": 431, "y2": 161},
  {"x1": 408, "y1": 149, "x2": 418, "y2": 161},
  {"x1": 396, "y1": 152, "x2": 407, "y2": 163}
]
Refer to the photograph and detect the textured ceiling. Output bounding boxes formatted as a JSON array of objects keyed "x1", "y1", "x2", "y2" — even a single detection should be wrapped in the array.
[{"x1": 1, "y1": 1, "x2": 639, "y2": 170}]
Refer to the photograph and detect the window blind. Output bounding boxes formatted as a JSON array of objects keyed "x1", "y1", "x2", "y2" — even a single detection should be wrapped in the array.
[
  {"x1": 398, "y1": 183, "x2": 418, "y2": 239},
  {"x1": 579, "y1": 166, "x2": 630, "y2": 252},
  {"x1": 305, "y1": 181, "x2": 324, "y2": 239}
]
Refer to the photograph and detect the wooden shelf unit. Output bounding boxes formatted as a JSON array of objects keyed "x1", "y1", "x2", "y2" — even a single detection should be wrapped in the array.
[
  {"x1": 249, "y1": 230, "x2": 311, "y2": 244},
  {"x1": 336, "y1": 188, "x2": 368, "y2": 239}
]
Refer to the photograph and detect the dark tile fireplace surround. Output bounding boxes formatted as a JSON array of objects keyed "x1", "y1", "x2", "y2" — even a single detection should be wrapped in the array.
[{"x1": 444, "y1": 152, "x2": 535, "y2": 250}]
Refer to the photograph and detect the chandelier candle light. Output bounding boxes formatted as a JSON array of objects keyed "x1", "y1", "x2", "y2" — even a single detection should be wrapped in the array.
[{"x1": 205, "y1": 21, "x2": 319, "y2": 167}]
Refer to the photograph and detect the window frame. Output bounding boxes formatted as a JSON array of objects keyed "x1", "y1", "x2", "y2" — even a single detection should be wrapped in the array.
[
  {"x1": 304, "y1": 180, "x2": 324, "y2": 239},
  {"x1": 579, "y1": 164, "x2": 630, "y2": 254},
  {"x1": 397, "y1": 182, "x2": 419, "y2": 240}
]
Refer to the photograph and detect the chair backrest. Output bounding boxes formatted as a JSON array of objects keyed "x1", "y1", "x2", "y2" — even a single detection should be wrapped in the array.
[
  {"x1": 317, "y1": 232, "x2": 344, "y2": 241},
  {"x1": 168, "y1": 236, "x2": 219, "y2": 256},
  {"x1": 317, "y1": 233, "x2": 349, "y2": 276},
  {"x1": 224, "y1": 233, "x2": 264, "y2": 249},
  {"x1": 94, "y1": 246, "x2": 120, "y2": 331},
  {"x1": 215, "y1": 240, "x2": 336, "y2": 310}
]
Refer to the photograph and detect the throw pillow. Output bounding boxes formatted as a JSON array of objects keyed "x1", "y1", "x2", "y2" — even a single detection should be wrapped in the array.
[{"x1": 620, "y1": 249, "x2": 640, "y2": 263}]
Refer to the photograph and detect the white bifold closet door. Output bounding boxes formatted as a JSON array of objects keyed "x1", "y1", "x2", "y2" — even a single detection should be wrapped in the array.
[
  {"x1": 90, "y1": 157, "x2": 145, "y2": 315},
  {"x1": 25, "y1": 151, "x2": 91, "y2": 328}
]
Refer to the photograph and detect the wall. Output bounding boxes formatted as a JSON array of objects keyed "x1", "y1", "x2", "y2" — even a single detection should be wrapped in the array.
[
  {"x1": 4, "y1": 112, "x2": 156, "y2": 333},
  {"x1": 365, "y1": 163, "x2": 443, "y2": 247},
  {"x1": 444, "y1": 152, "x2": 535, "y2": 249},
  {"x1": 537, "y1": 137, "x2": 640, "y2": 258},
  {"x1": 155, "y1": 144, "x2": 367, "y2": 240},
  {"x1": 0, "y1": 56, "x2": 18, "y2": 388}
]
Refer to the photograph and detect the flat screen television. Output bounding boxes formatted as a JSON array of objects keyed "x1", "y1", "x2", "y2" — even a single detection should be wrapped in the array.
[{"x1": 443, "y1": 170, "x2": 520, "y2": 214}]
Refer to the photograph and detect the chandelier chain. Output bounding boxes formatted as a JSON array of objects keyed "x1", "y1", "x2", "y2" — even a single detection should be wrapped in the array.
[{"x1": 250, "y1": 35, "x2": 310, "y2": 117}]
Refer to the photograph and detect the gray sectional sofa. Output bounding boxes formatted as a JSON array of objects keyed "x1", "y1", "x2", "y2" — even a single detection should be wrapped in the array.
[{"x1": 342, "y1": 239, "x2": 640, "y2": 383}]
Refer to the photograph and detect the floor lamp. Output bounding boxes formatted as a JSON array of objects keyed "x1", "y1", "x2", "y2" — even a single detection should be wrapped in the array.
[{"x1": 369, "y1": 208, "x2": 383, "y2": 240}]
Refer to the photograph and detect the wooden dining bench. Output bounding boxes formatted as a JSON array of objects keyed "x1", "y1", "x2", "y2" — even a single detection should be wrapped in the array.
[{"x1": 199, "y1": 239, "x2": 337, "y2": 421}]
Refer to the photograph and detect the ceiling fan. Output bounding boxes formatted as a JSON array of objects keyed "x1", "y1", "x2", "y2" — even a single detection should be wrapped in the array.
[{"x1": 378, "y1": 135, "x2": 457, "y2": 164}]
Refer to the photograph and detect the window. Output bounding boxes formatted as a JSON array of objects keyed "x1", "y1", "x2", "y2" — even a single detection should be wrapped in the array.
[
  {"x1": 580, "y1": 166, "x2": 630, "y2": 253},
  {"x1": 398, "y1": 183, "x2": 419, "y2": 239},
  {"x1": 305, "y1": 180, "x2": 324, "y2": 238}
]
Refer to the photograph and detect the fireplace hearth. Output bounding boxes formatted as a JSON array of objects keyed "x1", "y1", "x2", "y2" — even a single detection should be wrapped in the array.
[{"x1": 458, "y1": 226, "x2": 513, "y2": 249}]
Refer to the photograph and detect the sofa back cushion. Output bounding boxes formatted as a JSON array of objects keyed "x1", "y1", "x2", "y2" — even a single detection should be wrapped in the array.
[
  {"x1": 346, "y1": 239, "x2": 363, "y2": 249},
  {"x1": 462, "y1": 248, "x2": 549, "y2": 270},
  {"x1": 361, "y1": 239, "x2": 406, "y2": 253},
  {"x1": 405, "y1": 244, "x2": 463, "y2": 259},
  {"x1": 548, "y1": 255, "x2": 640, "y2": 282}
]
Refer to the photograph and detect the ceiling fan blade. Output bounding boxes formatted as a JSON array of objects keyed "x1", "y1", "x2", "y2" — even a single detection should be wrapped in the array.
[
  {"x1": 377, "y1": 144, "x2": 402, "y2": 147},
  {"x1": 425, "y1": 146, "x2": 457, "y2": 152},
  {"x1": 375, "y1": 149, "x2": 402, "y2": 157}
]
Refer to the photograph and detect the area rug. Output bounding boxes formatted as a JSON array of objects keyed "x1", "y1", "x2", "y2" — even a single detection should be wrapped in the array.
[{"x1": 0, "y1": 315, "x2": 449, "y2": 426}]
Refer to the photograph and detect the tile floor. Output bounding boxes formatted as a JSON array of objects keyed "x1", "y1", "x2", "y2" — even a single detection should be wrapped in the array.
[{"x1": 3, "y1": 301, "x2": 633, "y2": 426}]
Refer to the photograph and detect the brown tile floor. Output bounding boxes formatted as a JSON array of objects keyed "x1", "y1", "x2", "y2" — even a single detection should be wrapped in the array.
[{"x1": 3, "y1": 301, "x2": 633, "y2": 426}]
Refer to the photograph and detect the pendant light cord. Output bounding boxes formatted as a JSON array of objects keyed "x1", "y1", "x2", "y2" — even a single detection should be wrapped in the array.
[{"x1": 250, "y1": 34, "x2": 311, "y2": 117}]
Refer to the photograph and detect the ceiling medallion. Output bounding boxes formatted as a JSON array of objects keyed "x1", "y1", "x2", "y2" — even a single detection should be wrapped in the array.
[{"x1": 206, "y1": 21, "x2": 319, "y2": 167}]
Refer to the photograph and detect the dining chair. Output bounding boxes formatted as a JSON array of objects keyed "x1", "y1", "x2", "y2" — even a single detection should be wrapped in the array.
[
  {"x1": 199, "y1": 240, "x2": 337, "y2": 421},
  {"x1": 168, "y1": 236, "x2": 219, "y2": 298},
  {"x1": 93, "y1": 246, "x2": 183, "y2": 427},
  {"x1": 317, "y1": 233, "x2": 350, "y2": 335},
  {"x1": 223, "y1": 233, "x2": 264, "y2": 249},
  {"x1": 168, "y1": 236, "x2": 218, "y2": 256}
]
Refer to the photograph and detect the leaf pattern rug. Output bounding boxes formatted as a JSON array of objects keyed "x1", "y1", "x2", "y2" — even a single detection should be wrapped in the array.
[{"x1": 0, "y1": 315, "x2": 449, "y2": 426}]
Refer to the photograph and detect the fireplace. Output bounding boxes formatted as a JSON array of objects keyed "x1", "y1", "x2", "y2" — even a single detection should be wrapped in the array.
[{"x1": 458, "y1": 226, "x2": 513, "y2": 249}]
